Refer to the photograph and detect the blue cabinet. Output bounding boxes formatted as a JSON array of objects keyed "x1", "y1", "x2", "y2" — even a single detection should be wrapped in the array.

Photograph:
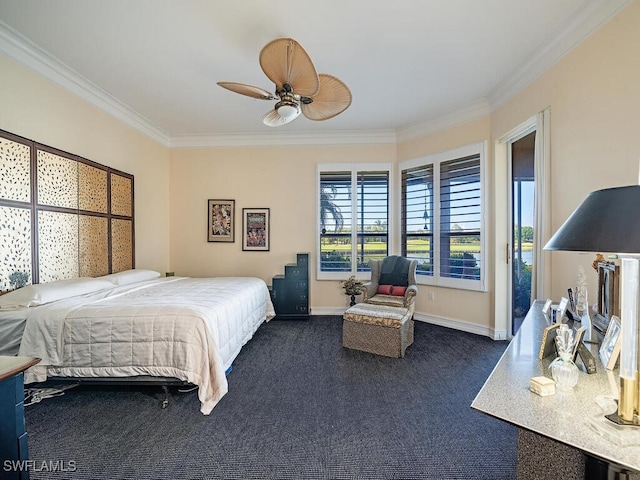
[
  {"x1": 0, "y1": 357, "x2": 40, "y2": 480},
  {"x1": 269, "y1": 253, "x2": 309, "y2": 319}
]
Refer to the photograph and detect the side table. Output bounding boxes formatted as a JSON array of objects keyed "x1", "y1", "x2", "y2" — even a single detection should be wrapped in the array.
[{"x1": 0, "y1": 356, "x2": 40, "y2": 480}]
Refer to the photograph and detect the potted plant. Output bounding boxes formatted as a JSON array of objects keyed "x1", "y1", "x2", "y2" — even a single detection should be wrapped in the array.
[{"x1": 340, "y1": 275, "x2": 364, "y2": 307}]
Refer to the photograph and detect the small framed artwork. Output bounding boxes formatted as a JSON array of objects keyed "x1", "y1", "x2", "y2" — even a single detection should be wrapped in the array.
[
  {"x1": 242, "y1": 208, "x2": 270, "y2": 251},
  {"x1": 599, "y1": 315, "x2": 622, "y2": 370},
  {"x1": 542, "y1": 299, "x2": 553, "y2": 319},
  {"x1": 572, "y1": 325, "x2": 587, "y2": 362},
  {"x1": 557, "y1": 297, "x2": 569, "y2": 324},
  {"x1": 538, "y1": 323, "x2": 560, "y2": 360},
  {"x1": 597, "y1": 261, "x2": 620, "y2": 321},
  {"x1": 208, "y1": 199, "x2": 235, "y2": 242}
]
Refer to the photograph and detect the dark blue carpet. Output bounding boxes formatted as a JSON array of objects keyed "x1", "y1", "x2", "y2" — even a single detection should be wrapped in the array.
[{"x1": 23, "y1": 317, "x2": 517, "y2": 479}]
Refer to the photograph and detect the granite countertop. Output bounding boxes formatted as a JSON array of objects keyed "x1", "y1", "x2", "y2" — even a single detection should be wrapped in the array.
[{"x1": 471, "y1": 300, "x2": 640, "y2": 472}]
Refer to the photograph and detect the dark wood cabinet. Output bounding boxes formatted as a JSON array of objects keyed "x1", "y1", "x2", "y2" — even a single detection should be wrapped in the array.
[
  {"x1": 270, "y1": 253, "x2": 309, "y2": 320},
  {"x1": 0, "y1": 356, "x2": 40, "y2": 480}
]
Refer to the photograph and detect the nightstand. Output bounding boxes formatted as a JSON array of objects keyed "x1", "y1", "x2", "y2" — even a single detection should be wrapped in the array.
[{"x1": 0, "y1": 356, "x2": 40, "y2": 480}]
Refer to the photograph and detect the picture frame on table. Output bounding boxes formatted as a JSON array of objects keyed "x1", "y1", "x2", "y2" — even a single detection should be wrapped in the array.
[
  {"x1": 207, "y1": 199, "x2": 235, "y2": 243},
  {"x1": 542, "y1": 299, "x2": 553, "y2": 320},
  {"x1": 538, "y1": 323, "x2": 560, "y2": 360},
  {"x1": 599, "y1": 315, "x2": 622, "y2": 370},
  {"x1": 571, "y1": 325, "x2": 587, "y2": 362},
  {"x1": 556, "y1": 297, "x2": 569, "y2": 324},
  {"x1": 242, "y1": 208, "x2": 270, "y2": 251}
]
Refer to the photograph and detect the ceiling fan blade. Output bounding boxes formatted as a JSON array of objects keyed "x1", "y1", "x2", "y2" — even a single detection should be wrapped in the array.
[
  {"x1": 259, "y1": 38, "x2": 320, "y2": 97},
  {"x1": 262, "y1": 108, "x2": 299, "y2": 127},
  {"x1": 217, "y1": 82, "x2": 276, "y2": 100},
  {"x1": 301, "y1": 74, "x2": 352, "y2": 121}
]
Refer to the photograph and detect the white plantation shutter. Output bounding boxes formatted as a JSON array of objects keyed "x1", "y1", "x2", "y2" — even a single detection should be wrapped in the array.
[
  {"x1": 400, "y1": 142, "x2": 485, "y2": 291},
  {"x1": 401, "y1": 164, "x2": 434, "y2": 276},
  {"x1": 318, "y1": 164, "x2": 390, "y2": 279},
  {"x1": 439, "y1": 155, "x2": 481, "y2": 280},
  {"x1": 356, "y1": 171, "x2": 389, "y2": 271}
]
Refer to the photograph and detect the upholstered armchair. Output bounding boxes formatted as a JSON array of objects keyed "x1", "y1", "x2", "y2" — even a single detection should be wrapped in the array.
[{"x1": 362, "y1": 256, "x2": 418, "y2": 312}]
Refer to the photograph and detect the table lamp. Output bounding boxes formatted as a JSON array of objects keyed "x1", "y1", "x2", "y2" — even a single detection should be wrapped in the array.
[{"x1": 545, "y1": 185, "x2": 640, "y2": 425}]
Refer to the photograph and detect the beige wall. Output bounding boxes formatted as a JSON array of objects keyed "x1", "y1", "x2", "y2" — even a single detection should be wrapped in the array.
[
  {"x1": 396, "y1": 118, "x2": 494, "y2": 331},
  {"x1": 0, "y1": 54, "x2": 171, "y2": 274},
  {"x1": 2, "y1": 0, "x2": 639, "y2": 336},
  {"x1": 169, "y1": 144, "x2": 395, "y2": 309},
  {"x1": 491, "y1": 0, "x2": 640, "y2": 303}
]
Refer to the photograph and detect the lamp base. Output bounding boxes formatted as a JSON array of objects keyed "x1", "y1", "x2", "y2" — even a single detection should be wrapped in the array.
[{"x1": 605, "y1": 411, "x2": 640, "y2": 427}]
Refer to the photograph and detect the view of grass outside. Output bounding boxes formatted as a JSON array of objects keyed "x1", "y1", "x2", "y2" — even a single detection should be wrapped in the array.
[
  {"x1": 321, "y1": 232, "x2": 500, "y2": 277},
  {"x1": 513, "y1": 225, "x2": 534, "y2": 318}
]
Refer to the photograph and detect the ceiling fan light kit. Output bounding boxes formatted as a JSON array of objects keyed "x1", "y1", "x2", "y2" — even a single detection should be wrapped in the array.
[
  {"x1": 276, "y1": 102, "x2": 299, "y2": 120},
  {"x1": 217, "y1": 37, "x2": 351, "y2": 127}
]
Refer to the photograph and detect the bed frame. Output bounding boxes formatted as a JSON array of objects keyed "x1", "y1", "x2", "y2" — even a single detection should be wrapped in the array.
[{"x1": 37, "y1": 366, "x2": 233, "y2": 409}]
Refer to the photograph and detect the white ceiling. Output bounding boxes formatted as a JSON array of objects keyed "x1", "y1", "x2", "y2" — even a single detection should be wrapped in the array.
[{"x1": 0, "y1": 0, "x2": 632, "y2": 146}]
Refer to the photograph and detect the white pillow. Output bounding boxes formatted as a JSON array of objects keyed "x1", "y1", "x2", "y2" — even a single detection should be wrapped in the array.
[
  {"x1": 100, "y1": 269, "x2": 161, "y2": 286},
  {"x1": 0, "y1": 277, "x2": 114, "y2": 308}
]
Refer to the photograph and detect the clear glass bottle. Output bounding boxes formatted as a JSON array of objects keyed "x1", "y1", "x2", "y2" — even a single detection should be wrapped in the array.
[{"x1": 550, "y1": 324, "x2": 580, "y2": 390}]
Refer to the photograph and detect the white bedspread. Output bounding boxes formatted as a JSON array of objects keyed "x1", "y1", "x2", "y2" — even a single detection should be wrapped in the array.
[{"x1": 18, "y1": 277, "x2": 275, "y2": 414}]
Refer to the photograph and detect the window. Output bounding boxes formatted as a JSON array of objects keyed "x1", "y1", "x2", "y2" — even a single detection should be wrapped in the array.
[
  {"x1": 317, "y1": 163, "x2": 391, "y2": 279},
  {"x1": 402, "y1": 164, "x2": 434, "y2": 276},
  {"x1": 401, "y1": 142, "x2": 486, "y2": 291}
]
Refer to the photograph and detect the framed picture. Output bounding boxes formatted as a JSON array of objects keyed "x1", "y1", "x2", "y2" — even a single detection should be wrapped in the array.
[
  {"x1": 597, "y1": 261, "x2": 620, "y2": 321},
  {"x1": 538, "y1": 323, "x2": 560, "y2": 360},
  {"x1": 242, "y1": 208, "x2": 270, "y2": 251},
  {"x1": 599, "y1": 315, "x2": 622, "y2": 370},
  {"x1": 207, "y1": 199, "x2": 235, "y2": 242},
  {"x1": 542, "y1": 299, "x2": 553, "y2": 319},
  {"x1": 571, "y1": 325, "x2": 587, "y2": 362},
  {"x1": 556, "y1": 297, "x2": 569, "y2": 324}
]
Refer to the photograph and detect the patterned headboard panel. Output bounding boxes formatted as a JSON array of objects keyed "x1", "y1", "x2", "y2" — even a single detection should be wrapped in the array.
[{"x1": 0, "y1": 129, "x2": 134, "y2": 290}]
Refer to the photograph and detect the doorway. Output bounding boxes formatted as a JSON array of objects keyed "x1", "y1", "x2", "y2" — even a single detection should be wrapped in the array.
[
  {"x1": 494, "y1": 109, "x2": 550, "y2": 340},
  {"x1": 510, "y1": 131, "x2": 536, "y2": 334}
]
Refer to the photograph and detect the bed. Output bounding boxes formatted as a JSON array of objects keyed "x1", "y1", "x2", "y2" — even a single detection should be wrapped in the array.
[{"x1": 1, "y1": 270, "x2": 275, "y2": 414}]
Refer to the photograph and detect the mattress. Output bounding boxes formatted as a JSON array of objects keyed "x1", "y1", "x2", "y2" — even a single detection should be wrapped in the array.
[{"x1": 17, "y1": 276, "x2": 275, "y2": 414}]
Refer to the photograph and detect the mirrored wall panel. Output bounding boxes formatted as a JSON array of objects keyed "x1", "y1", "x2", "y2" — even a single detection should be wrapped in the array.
[
  {"x1": 38, "y1": 210, "x2": 80, "y2": 282},
  {"x1": 0, "y1": 205, "x2": 32, "y2": 291},
  {"x1": 0, "y1": 129, "x2": 134, "y2": 286},
  {"x1": 111, "y1": 173, "x2": 133, "y2": 217},
  {"x1": 37, "y1": 149, "x2": 79, "y2": 209},
  {"x1": 111, "y1": 218, "x2": 133, "y2": 273},
  {"x1": 79, "y1": 163, "x2": 108, "y2": 214},
  {"x1": 0, "y1": 136, "x2": 31, "y2": 203},
  {"x1": 79, "y1": 215, "x2": 109, "y2": 277}
]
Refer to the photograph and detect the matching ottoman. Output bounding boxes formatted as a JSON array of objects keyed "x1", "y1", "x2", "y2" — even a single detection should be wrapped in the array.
[{"x1": 342, "y1": 303, "x2": 414, "y2": 358}]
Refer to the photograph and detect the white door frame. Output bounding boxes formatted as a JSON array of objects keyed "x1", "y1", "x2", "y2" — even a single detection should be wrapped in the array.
[{"x1": 494, "y1": 109, "x2": 551, "y2": 339}]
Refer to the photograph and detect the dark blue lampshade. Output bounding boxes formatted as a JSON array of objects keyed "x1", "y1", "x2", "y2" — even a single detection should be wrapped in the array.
[{"x1": 544, "y1": 185, "x2": 640, "y2": 254}]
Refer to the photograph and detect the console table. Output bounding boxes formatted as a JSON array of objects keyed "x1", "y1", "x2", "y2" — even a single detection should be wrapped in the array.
[
  {"x1": 472, "y1": 301, "x2": 640, "y2": 479},
  {"x1": 0, "y1": 356, "x2": 40, "y2": 480}
]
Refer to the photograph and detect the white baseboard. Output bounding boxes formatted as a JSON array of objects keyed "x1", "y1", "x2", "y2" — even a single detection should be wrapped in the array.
[
  {"x1": 311, "y1": 307, "x2": 347, "y2": 316},
  {"x1": 413, "y1": 312, "x2": 508, "y2": 341},
  {"x1": 310, "y1": 307, "x2": 508, "y2": 341}
]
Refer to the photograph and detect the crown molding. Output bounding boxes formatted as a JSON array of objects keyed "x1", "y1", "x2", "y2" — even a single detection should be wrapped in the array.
[
  {"x1": 395, "y1": 98, "x2": 491, "y2": 143},
  {"x1": 169, "y1": 129, "x2": 397, "y2": 148},
  {"x1": 0, "y1": 20, "x2": 171, "y2": 146},
  {"x1": 1, "y1": 0, "x2": 632, "y2": 149},
  {"x1": 488, "y1": 0, "x2": 633, "y2": 111}
]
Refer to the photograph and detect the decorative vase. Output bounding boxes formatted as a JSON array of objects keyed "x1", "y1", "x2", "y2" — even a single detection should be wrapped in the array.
[
  {"x1": 345, "y1": 291, "x2": 359, "y2": 306},
  {"x1": 550, "y1": 324, "x2": 579, "y2": 390}
]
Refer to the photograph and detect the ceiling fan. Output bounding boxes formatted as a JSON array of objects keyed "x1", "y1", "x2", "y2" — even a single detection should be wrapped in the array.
[{"x1": 217, "y1": 37, "x2": 352, "y2": 127}]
